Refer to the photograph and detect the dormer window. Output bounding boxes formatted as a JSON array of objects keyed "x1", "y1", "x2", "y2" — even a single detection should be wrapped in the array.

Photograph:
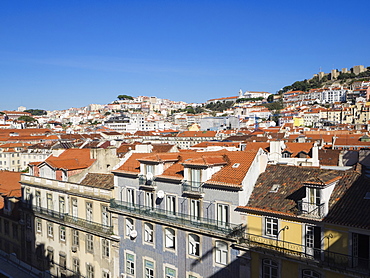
[
  {"x1": 282, "y1": 152, "x2": 291, "y2": 158},
  {"x1": 145, "y1": 164, "x2": 154, "y2": 176},
  {"x1": 309, "y1": 188, "x2": 321, "y2": 205},
  {"x1": 190, "y1": 169, "x2": 201, "y2": 187}
]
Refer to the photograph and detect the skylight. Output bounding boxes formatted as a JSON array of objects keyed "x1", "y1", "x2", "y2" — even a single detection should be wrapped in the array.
[
  {"x1": 232, "y1": 163, "x2": 240, "y2": 168},
  {"x1": 270, "y1": 184, "x2": 280, "y2": 193}
]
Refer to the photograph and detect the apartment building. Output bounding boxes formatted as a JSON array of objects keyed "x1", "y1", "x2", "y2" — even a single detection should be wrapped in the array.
[
  {"x1": 111, "y1": 148, "x2": 268, "y2": 277},
  {"x1": 236, "y1": 164, "x2": 370, "y2": 278},
  {"x1": 20, "y1": 148, "x2": 120, "y2": 278}
]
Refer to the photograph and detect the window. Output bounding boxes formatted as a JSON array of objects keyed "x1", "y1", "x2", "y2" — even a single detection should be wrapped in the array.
[
  {"x1": 127, "y1": 188, "x2": 135, "y2": 206},
  {"x1": 144, "y1": 260, "x2": 154, "y2": 278},
  {"x1": 59, "y1": 254, "x2": 66, "y2": 270},
  {"x1": 60, "y1": 226, "x2": 66, "y2": 242},
  {"x1": 125, "y1": 218, "x2": 134, "y2": 237},
  {"x1": 86, "y1": 234, "x2": 94, "y2": 253},
  {"x1": 71, "y1": 198, "x2": 78, "y2": 219},
  {"x1": 217, "y1": 204, "x2": 229, "y2": 226},
  {"x1": 25, "y1": 187, "x2": 31, "y2": 203},
  {"x1": 72, "y1": 258, "x2": 80, "y2": 277},
  {"x1": 102, "y1": 239, "x2": 110, "y2": 258},
  {"x1": 309, "y1": 188, "x2": 321, "y2": 205},
  {"x1": 302, "y1": 269, "x2": 321, "y2": 278},
  {"x1": 144, "y1": 223, "x2": 154, "y2": 243},
  {"x1": 165, "y1": 267, "x2": 176, "y2": 278},
  {"x1": 72, "y1": 229, "x2": 79, "y2": 246},
  {"x1": 47, "y1": 222, "x2": 53, "y2": 238},
  {"x1": 102, "y1": 270, "x2": 110, "y2": 278},
  {"x1": 188, "y1": 234, "x2": 200, "y2": 256},
  {"x1": 86, "y1": 202, "x2": 93, "y2": 222},
  {"x1": 126, "y1": 253, "x2": 135, "y2": 275},
  {"x1": 47, "y1": 193, "x2": 53, "y2": 211},
  {"x1": 102, "y1": 205, "x2": 109, "y2": 226},
  {"x1": 215, "y1": 241, "x2": 228, "y2": 265},
  {"x1": 190, "y1": 199, "x2": 200, "y2": 220},
  {"x1": 47, "y1": 249, "x2": 54, "y2": 267},
  {"x1": 190, "y1": 169, "x2": 201, "y2": 187},
  {"x1": 145, "y1": 164, "x2": 154, "y2": 175},
  {"x1": 145, "y1": 191, "x2": 154, "y2": 209},
  {"x1": 166, "y1": 195, "x2": 176, "y2": 215},
  {"x1": 165, "y1": 228, "x2": 175, "y2": 249},
  {"x1": 262, "y1": 259, "x2": 278, "y2": 278},
  {"x1": 265, "y1": 218, "x2": 278, "y2": 237},
  {"x1": 59, "y1": 196, "x2": 65, "y2": 214},
  {"x1": 36, "y1": 191, "x2": 41, "y2": 208},
  {"x1": 86, "y1": 263, "x2": 94, "y2": 278},
  {"x1": 36, "y1": 218, "x2": 42, "y2": 233}
]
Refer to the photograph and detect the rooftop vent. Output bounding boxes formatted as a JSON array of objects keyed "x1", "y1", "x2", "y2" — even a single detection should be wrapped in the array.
[
  {"x1": 232, "y1": 163, "x2": 240, "y2": 168},
  {"x1": 270, "y1": 184, "x2": 280, "y2": 193}
]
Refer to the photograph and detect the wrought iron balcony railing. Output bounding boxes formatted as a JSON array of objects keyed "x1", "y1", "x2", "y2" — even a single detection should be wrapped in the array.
[
  {"x1": 297, "y1": 201, "x2": 325, "y2": 218},
  {"x1": 24, "y1": 204, "x2": 113, "y2": 235},
  {"x1": 241, "y1": 232, "x2": 370, "y2": 276},
  {"x1": 110, "y1": 199, "x2": 241, "y2": 236},
  {"x1": 182, "y1": 181, "x2": 204, "y2": 194}
]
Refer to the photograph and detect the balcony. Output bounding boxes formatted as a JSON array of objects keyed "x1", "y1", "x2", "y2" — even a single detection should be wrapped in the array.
[
  {"x1": 110, "y1": 199, "x2": 241, "y2": 236},
  {"x1": 297, "y1": 201, "x2": 325, "y2": 218},
  {"x1": 21, "y1": 174, "x2": 113, "y2": 200},
  {"x1": 240, "y1": 232, "x2": 370, "y2": 276},
  {"x1": 23, "y1": 204, "x2": 113, "y2": 235},
  {"x1": 138, "y1": 175, "x2": 156, "y2": 190},
  {"x1": 182, "y1": 181, "x2": 204, "y2": 198}
]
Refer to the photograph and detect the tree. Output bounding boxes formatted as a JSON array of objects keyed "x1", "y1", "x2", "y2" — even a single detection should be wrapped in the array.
[
  {"x1": 18, "y1": 116, "x2": 38, "y2": 126},
  {"x1": 24, "y1": 109, "x2": 47, "y2": 116},
  {"x1": 117, "y1": 95, "x2": 134, "y2": 100}
]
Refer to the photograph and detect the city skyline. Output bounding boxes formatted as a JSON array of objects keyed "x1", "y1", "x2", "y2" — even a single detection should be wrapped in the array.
[{"x1": 1, "y1": 0, "x2": 370, "y2": 111}]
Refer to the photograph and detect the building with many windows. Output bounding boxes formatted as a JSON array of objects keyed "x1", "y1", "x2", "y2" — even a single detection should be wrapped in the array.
[
  {"x1": 20, "y1": 148, "x2": 120, "y2": 278},
  {"x1": 111, "y1": 148, "x2": 268, "y2": 277}
]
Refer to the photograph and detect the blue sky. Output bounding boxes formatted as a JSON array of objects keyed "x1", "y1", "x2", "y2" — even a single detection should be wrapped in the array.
[{"x1": 1, "y1": 0, "x2": 370, "y2": 111}]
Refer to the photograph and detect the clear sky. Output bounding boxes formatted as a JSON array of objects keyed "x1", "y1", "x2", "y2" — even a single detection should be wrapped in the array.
[{"x1": 1, "y1": 0, "x2": 370, "y2": 111}]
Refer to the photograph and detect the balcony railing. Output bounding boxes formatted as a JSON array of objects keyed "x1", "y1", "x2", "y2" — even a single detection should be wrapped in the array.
[
  {"x1": 182, "y1": 181, "x2": 204, "y2": 194},
  {"x1": 241, "y1": 232, "x2": 370, "y2": 276},
  {"x1": 138, "y1": 176, "x2": 156, "y2": 187},
  {"x1": 110, "y1": 199, "x2": 241, "y2": 236},
  {"x1": 297, "y1": 201, "x2": 325, "y2": 218},
  {"x1": 24, "y1": 204, "x2": 113, "y2": 235}
]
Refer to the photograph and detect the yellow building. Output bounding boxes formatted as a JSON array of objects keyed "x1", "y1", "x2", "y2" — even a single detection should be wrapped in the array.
[{"x1": 236, "y1": 164, "x2": 370, "y2": 278}]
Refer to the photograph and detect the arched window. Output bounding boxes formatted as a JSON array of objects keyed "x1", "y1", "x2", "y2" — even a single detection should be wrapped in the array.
[
  {"x1": 215, "y1": 241, "x2": 228, "y2": 265},
  {"x1": 188, "y1": 234, "x2": 200, "y2": 256},
  {"x1": 165, "y1": 228, "x2": 175, "y2": 249},
  {"x1": 302, "y1": 269, "x2": 321, "y2": 278},
  {"x1": 262, "y1": 259, "x2": 278, "y2": 278}
]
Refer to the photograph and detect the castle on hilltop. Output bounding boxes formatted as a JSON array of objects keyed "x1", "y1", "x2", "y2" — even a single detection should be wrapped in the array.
[{"x1": 314, "y1": 65, "x2": 368, "y2": 81}]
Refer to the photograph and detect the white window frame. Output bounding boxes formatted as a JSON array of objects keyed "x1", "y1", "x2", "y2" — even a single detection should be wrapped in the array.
[
  {"x1": 86, "y1": 202, "x2": 93, "y2": 222},
  {"x1": 125, "y1": 218, "x2": 134, "y2": 237},
  {"x1": 126, "y1": 252, "x2": 135, "y2": 275},
  {"x1": 165, "y1": 228, "x2": 176, "y2": 249},
  {"x1": 217, "y1": 203, "x2": 229, "y2": 226},
  {"x1": 102, "y1": 239, "x2": 110, "y2": 258},
  {"x1": 127, "y1": 188, "x2": 135, "y2": 206},
  {"x1": 72, "y1": 229, "x2": 79, "y2": 246},
  {"x1": 144, "y1": 222, "x2": 154, "y2": 243},
  {"x1": 86, "y1": 263, "x2": 94, "y2": 278},
  {"x1": 86, "y1": 234, "x2": 94, "y2": 253},
  {"x1": 102, "y1": 205, "x2": 109, "y2": 226},
  {"x1": 145, "y1": 191, "x2": 154, "y2": 209},
  {"x1": 215, "y1": 240, "x2": 228, "y2": 265},
  {"x1": 188, "y1": 234, "x2": 200, "y2": 257},
  {"x1": 190, "y1": 199, "x2": 200, "y2": 220},
  {"x1": 264, "y1": 217, "x2": 278, "y2": 237},
  {"x1": 166, "y1": 195, "x2": 176, "y2": 215},
  {"x1": 60, "y1": 226, "x2": 66, "y2": 242},
  {"x1": 47, "y1": 222, "x2": 53, "y2": 238},
  {"x1": 144, "y1": 259, "x2": 154, "y2": 278}
]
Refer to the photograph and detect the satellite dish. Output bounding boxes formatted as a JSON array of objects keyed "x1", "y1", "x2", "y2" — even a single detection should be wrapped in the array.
[
  {"x1": 146, "y1": 172, "x2": 154, "y2": 181},
  {"x1": 157, "y1": 190, "x2": 165, "y2": 199},
  {"x1": 129, "y1": 230, "x2": 138, "y2": 239}
]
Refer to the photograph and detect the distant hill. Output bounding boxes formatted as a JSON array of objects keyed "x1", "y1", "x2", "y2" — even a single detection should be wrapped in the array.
[{"x1": 279, "y1": 65, "x2": 370, "y2": 94}]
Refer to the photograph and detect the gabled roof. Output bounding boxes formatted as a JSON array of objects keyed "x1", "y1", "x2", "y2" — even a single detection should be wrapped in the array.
[
  {"x1": 0, "y1": 171, "x2": 22, "y2": 198},
  {"x1": 42, "y1": 149, "x2": 95, "y2": 170},
  {"x1": 80, "y1": 173, "x2": 114, "y2": 189},
  {"x1": 237, "y1": 165, "x2": 350, "y2": 217}
]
